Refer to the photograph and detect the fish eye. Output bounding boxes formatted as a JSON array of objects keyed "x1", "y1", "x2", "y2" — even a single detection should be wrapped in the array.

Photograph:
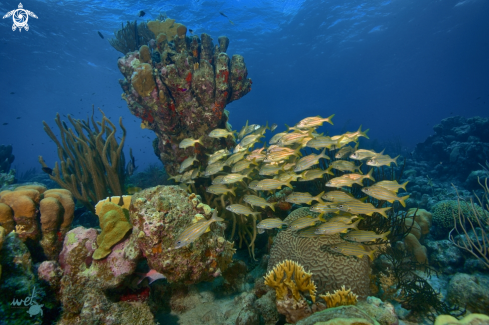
[{"x1": 176, "y1": 241, "x2": 181, "y2": 245}]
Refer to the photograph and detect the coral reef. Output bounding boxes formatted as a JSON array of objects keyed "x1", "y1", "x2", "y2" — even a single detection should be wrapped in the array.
[
  {"x1": 400, "y1": 208, "x2": 432, "y2": 265},
  {"x1": 0, "y1": 169, "x2": 16, "y2": 188},
  {"x1": 0, "y1": 144, "x2": 15, "y2": 173},
  {"x1": 40, "y1": 226, "x2": 152, "y2": 324},
  {"x1": 319, "y1": 285, "x2": 358, "y2": 308},
  {"x1": 446, "y1": 272, "x2": 489, "y2": 314},
  {"x1": 264, "y1": 259, "x2": 317, "y2": 323},
  {"x1": 295, "y1": 305, "x2": 381, "y2": 325},
  {"x1": 117, "y1": 17, "x2": 251, "y2": 175},
  {"x1": 0, "y1": 185, "x2": 75, "y2": 259},
  {"x1": 431, "y1": 200, "x2": 484, "y2": 238},
  {"x1": 268, "y1": 207, "x2": 372, "y2": 299},
  {"x1": 412, "y1": 116, "x2": 489, "y2": 181},
  {"x1": 39, "y1": 109, "x2": 126, "y2": 212},
  {"x1": 130, "y1": 185, "x2": 235, "y2": 284}
]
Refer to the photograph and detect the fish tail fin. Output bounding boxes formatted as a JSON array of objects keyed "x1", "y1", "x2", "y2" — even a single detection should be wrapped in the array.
[
  {"x1": 366, "y1": 168, "x2": 375, "y2": 181},
  {"x1": 382, "y1": 230, "x2": 391, "y2": 239},
  {"x1": 326, "y1": 165, "x2": 334, "y2": 175},
  {"x1": 285, "y1": 124, "x2": 292, "y2": 132},
  {"x1": 318, "y1": 213, "x2": 326, "y2": 222},
  {"x1": 230, "y1": 131, "x2": 236, "y2": 141},
  {"x1": 315, "y1": 191, "x2": 325, "y2": 202},
  {"x1": 401, "y1": 181, "x2": 409, "y2": 191},
  {"x1": 357, "y1": 162, "x2": 363, "y2": 174},
  {"x1": 354, "y1": 142, "x2": 359, "y2": 150},
  {"x1": 269, "y1": 202, "x2": 276, "y2": 212},
  {"x1": 393, "y1": 155, "x2": 400, "y2": 166},
  {"x1": 211, "y1": 209, "x2": 224, "y2": 222},
  {"x1": 197, "y1": 135, "x2": 205, "y2": 145},
  {"x1": 284, "y1": 179, "x2": 293, "y2": 189},
  {"x1": 264, "y1": 121, "x2": 269, "y2": 131},
  {"x1": 335, "y1": 136, "x2": 344, "y2": 149},
  {"x1": 294, "y1": 147, "x2": 303, "y2": 157},
  {"x1": 360, "y1": 126, "x2": 370, "y2": 139},
  {"x1": 367, "y1": 249, "x2": 377, "y2": 261},
  {"x1": 319, "y1": 147, "x2": 330, "y2": 160},
  {"x1": 326, "y1": 114, "x2": 335, "y2": 125},
  {"x1": 399, "y1": 195, "x2": 409, "y2": 207},
  {"x1": 229, "y1": 187, "x2": 236, "y2": 197},
  {"x1": 379, "y1": 207, "x2": 391, "y2": 218},
  {"x1": 351, "y1": 219, "x2": 361, "y2": 230}
]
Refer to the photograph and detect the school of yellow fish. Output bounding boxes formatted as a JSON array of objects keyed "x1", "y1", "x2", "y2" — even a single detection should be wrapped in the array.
[{"x1": 172, "y1": 114, "x2": 408, "y2": 261}]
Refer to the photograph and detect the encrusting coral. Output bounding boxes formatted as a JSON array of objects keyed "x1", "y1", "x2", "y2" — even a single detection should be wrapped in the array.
[{"x1": 38, "y1": 108, "x2": 126, "y2": 212}]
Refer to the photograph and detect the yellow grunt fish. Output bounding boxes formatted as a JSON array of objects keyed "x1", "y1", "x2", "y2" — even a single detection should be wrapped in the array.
[
  {"x1": 322, "y1": 191, "x2": 356, "y2": 203},
  {"x1": 277, "y1": 130, "x2": 313, "y2": 146},
  {"x1": 174, "y1": 209, "x2": 223, "y2": 249},
  {"x1": 204, "y1": 161, "x2": 226, "y2": 176},
  {"x1": 256, "y1": 218, "x2": 287, "y2": 234},
  {"x1": 289, "y1": 216, "x2": 322, "y2": 231},
  {"x1": 328, "y1": 214, "x2": 360, "y2": 224},
  {"x1": 314, "y1": 219, "x2": 360, "y2": 235},
  {"x1": 212, "y1": 175, "x2": 225, "y2": 185},
  {"x1": 254, "y1": 178, "x2": 293, "y2": 191},
  {"x1": 179, "y1": 156, "x2": 199, "y2": 173},
  {"x1": 246, "y1": 147, "x2": 266, "y2": 162},
  {"x1": 342, "y1": 125, "x2": 369, "y2": 140},
  {"x1": 226, "y1": 204, "x2": 261, "y2": 216},
  {"x1": 325, "y1": 176, "x2": 363, "y2": 188},
  {"x1": 329, "y1": 242, "x2": 376, "y2": 261},
  {"x1": 343, "y1": 230, "x2": 390, "y2": 243},
  {"x1": 350, "y1": 149, "x2": 383, "y2": 160},
  {"x1": 374, "y1": 180, "x2": 409, "y2": 193},
  {"x1": 207, "y1": 149, "x2": 230, "y2": 165},
  {"x1": 310, "y1": 202, "x2": 339, "y2": 214},
  {"x1": 328, "y1": 160, "x2": 362, "y2": 173},
  {"x1": 225, "y1": 150, "x2": 249, "y2": 166},
  {"x1": 335, "y1": 143, "x2": 359, "y2": 159},
  {"x1": 179, "y1": 136, "x2": 204, "y2": 149},
  {"x1": 337, "y1": 201, "x2": 391, "y2": 218},
  {"x1": 274, "y1": 171, "x2": 301, "y2": 182},
  {"x1": 285, "y1": 191, "x2": 324, "y2": 205},
  {"x1": 240, "y1": 134, "x2": 264, "y2": 147},
  {"x1": 232, "y1": 160, "x2": 257, "y2": 173},
  {"x1": 299, "y1": 168, "x2": 332, "y2": 181},
  {"x1": 259, "y1": 164, "x2": 284, "y2": 176},
  {"x1": 244, "y1": 194, "x2": 276, "y2": 211},
  {"x1": 294, "y1": 148, "x2": 330, "y2": 172},
  {"x1": 367, "y1": 154, "x2": 399, "y2": 167},
  {"x1": 341, "y1": 169, "x2": 375, "y2": 183},
  {"x1": 206, "y1": 184, "x2": 236, "y2": 196},
  {"x1": 269, "y1": 132, "x2": 287, "y2": 145},
  {"x1": 361, "y1": 186, "x2": 410, "y2": 207},
  {"x1": 306, "y1": 136, "x2": 342, "y2": 150},
  {"x1": 295, "y1": 114, "x2": 335, "y2": 129},
  {"x1": 248, "y1": 180, "x2": 260, "y2": 190},
  {"x1": 220, "y1": 173, "x2": 250, "y2": 184},
  {"x1": 208, "y1": 128, "x2": 236, "y2": 141}
]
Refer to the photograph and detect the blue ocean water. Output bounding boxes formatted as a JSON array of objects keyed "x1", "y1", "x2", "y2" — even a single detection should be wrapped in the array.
[{"x1": 0, "y1": 0, "x2": 488, "y2": 172}]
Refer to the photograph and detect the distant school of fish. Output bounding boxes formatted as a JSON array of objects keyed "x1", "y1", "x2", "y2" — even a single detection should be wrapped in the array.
[{"x1": 171, "y1": 114, "x2": 406, "y2": 261}]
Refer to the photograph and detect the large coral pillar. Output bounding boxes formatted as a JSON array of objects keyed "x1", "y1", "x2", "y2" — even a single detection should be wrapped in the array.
[{"x1": 117, "y1": 32, "x2": 251, "y2": 175}]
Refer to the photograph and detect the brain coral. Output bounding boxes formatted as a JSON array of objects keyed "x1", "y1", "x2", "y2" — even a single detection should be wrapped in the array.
[
  {"x1": 130, "y1": 185, "x2": 235, "y2": 285},
  {"x1": 267, "y1": 207, "x2": 371, "y2": 299},
  {"x1": 431, "y1": 200, "x2": 485, "y2": 237}
]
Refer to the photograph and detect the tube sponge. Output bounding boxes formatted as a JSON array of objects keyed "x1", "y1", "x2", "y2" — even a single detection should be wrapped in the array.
[{"x1": 93, "y1": 201, "x2": 132, "y2": 260}]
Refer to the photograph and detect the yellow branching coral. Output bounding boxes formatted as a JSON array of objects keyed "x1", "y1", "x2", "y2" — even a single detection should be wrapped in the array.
[
  {"x1": 319, "y1": 285, "x2": 358, "y2": 308},
  {"x1": 264, "y1": 259, "x2": 317, "y2": 302}
]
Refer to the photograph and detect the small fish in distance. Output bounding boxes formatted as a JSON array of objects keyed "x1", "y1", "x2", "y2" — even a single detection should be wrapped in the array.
[
  {"x1": 42, "y1": 167, "x2": 54, "y2": 176},
  {"x1": 97, "y1": 31, "x2": 104, "y2": 39},
  {"x1": 138, "y1": 10, "x2": 145, "y2": 17},
  {"x1": 2, "y1": 123, "x2": 8, "y2": 125}
]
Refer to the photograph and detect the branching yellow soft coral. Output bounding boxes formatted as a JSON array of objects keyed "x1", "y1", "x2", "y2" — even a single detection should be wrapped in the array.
[
  {"x1": 264, "y1": 259, "x2": 317, "y2": 302},
  {"x1": 319, "y1": 285, "x2": 358, "y2": 308}
]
